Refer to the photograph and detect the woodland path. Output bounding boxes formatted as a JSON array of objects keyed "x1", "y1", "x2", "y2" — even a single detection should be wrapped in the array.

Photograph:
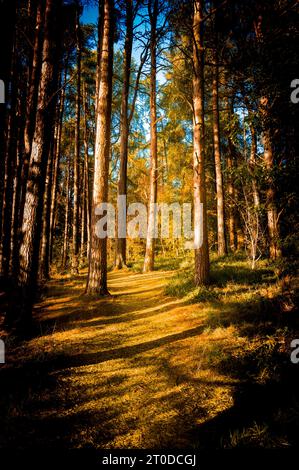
[{"x1": 1, "y1": 269, "x2": 240, "y2": 449}]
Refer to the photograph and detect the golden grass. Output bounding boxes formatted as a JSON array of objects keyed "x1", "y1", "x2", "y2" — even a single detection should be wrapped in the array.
[
  {"x1": 3, "y1": 270, "x2": 240, "y2": 448},
  {"x1": 2, "y1": 262, "x2": 297, "y2": 449}
]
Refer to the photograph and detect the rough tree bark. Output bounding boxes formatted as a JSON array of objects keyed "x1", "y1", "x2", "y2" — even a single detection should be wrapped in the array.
[
  {"x1": 10, "y1": 119, "x2": 24, "y2": 277},
  {"x1": 260, "y1": 96, "x2": 281, "y2": 259},
  {"x1": 95, "y1": 0, "x2": 104, "y2": 118},
  {"x1": 0, "y1": 36, "x2": 19, "y2": 279},
  {"x1": 62, "y1": 156, "x2": 70, "y2": 269},
  {"x1": 143, "y1": 0, "x2": 158, "y2": 273},
  {"x1": 39, "y1": 141, "x2": 54, "y2": 280},
  {"x1": 212, "y1": 49, "x2": 227, "y2": 256},
  {"x1": 192, "y1": 0, "x2": 210, "y2": 285},
  {"x1": 224, "y1": 80, "x2": 237, "y2": 252},
  {"x1": 115, "y1": 0, "x2": 133, "y2": 269},
  {"x1": 253, "y1": 14, "x2": 281, "y2": 260},
  {"x1": 72, "y1": 5, "x2": 82, "y2": 274},
  {"x1": 16, "y1": 0, "x2": 62, "y2": 328},
  {"x1": 86, "y1": 0, "x2": 114, "y2": 295},
  {"x1": 0, "y1": 0, "x2": 16, "y2": 249},
  {"x1": 7, "y1": 0, "x2": 45, "y2": 283},
  {"x1": 49, "y1": 64, "x2": 67, "y2": 264},
  {"x1": 23, "y1": 0, "x2": 43, "y2": 183},
  {"x1": 81, "y1": 81, "x2": 91, "y2": 261},
  {"x1": 248, "y1": 116, "x2": 260, "y2": 209}
]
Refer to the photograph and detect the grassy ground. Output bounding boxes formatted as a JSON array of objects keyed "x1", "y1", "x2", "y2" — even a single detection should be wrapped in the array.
[{"x1": 0, "y1": 256, "x2": 298, "y2": 449}]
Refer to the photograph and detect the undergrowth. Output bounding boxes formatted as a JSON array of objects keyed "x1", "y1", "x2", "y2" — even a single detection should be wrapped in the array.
[{"x1": 165, "y1": 254, "x2": 299, "y2": 448}]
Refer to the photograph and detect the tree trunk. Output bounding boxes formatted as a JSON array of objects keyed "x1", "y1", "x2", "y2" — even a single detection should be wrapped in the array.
[
  {"x1": 86, "y1": 0, "x2": 114, "y2": 295},
  {"x1": 0, "y1": 38, "x2": 19, "y2": 279},
  {"x1": 62, "y1": 157, "x2": 70, "y2": 269},
  {"x1": 23, "y1": 0, "x2": 43, "y2": 171},
  {"x1": 95, "y1": 0, "x2": 104, "y2": 118},
  {"x1": 49, "y1": 65, "x2": 67, "y2": 264},
  {"x1": 248, "y1": 118, "x2": 260, "y2": 209},
  {"x1": 115, "y1": 0, "x2": 133, "y2": 269},
  {"x1": 192, "y1": 0, "x2": 210, "y2": 285},
  {"x1": 226, "y1": 150, "x2": 237, "y2": 252},
  {"x1": 10, "y1": 123, "x2": 23, "y2": 277},
  {"x1": 17, "y1": 1, "x2": 44, "y2": 267},
  {"x1": 83, "y1": 82, "x2": 91, "y2": 261},
  {"x1": 80, "y1": 159, "x2": 86, "y2": 261},
  {"x1": 72, "y1": 6, "x2": 82, "y2": 274},
  {"x1": 39, "y1": 143, "x2": 54, "y2": 280},
  {"x1": 212, "y1": 50, "x2": 227, "y2": 256},
  {"x1": 10, "y1": 1, "x2": 44, "y2": 280},
  {"x1": 16, "y1": 0, "x2": 62, "y2": 328},
  {"x1": 260, "y1": 96, "x2": 281, "y2": 259},
  {"x1": 143, "y1": 0, "x2": 158, "y2": 273},
  {"x1": 224, "y1": 81, "x2": 237, "y2": 252},
  {"x1": 0, "y1": 0, "x2": 16, "y2": 245}
]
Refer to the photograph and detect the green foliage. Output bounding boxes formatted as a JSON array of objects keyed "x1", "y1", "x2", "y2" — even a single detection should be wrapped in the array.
[{"x1": 165, "y1": 255, "x2": 277, "y2": 301}]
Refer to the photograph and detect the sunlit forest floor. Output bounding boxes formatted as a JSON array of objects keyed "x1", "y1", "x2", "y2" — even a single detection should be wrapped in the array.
[{"x1": 1, "y1": 256, "x2": 299, "y2": 449}]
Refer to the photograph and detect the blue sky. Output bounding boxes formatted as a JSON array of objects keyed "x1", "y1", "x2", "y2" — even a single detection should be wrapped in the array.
[
  {"x1": 80, "y1": 2, "x2": 167, "y2": 84},
  {"x1": 81, "y1": 4, "x2": 98, "y2": 25}
]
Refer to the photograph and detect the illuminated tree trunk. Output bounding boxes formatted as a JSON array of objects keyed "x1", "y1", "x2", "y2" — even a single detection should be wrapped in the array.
[
  {"x1": 115, "y1": 0, "x2": 133, "y2": 269},
  {"x1": 9, "y1": 1, "x2": 44, "y2": 282},
  {"x1": 49, "y1": 64, "x2": 67, "y2": 264},
  {"x1": 72, "y1": 6, "x2": 81, "y2": 274},
  {"x1": 82, "y1": 82, "x2": 91, "y2": 260},
  {"x1": 95, "y1": 0, "x2": 104, "y2": 118},
  {"x1": 17, "y1": 0, "x2": 62, "y2": 327},
  {"x1": 62, "y1": 157, "x2": 70, "y2": 269},
  {"x1": 143, "y1": 0, "x2": 158, "y2": 273},
  {"x1": 227, "y1": 151, "x2": 237, "y2": 251},
  {"x1": 192, "y1": 0, "x2": 209, "y2": 285},
  {"x1": 224, "y1": 81, "x2": 237, "y2": 252},
  {"x1": 80, "y1": 139, "x2": 87, "y2": 263},
  {"x1": 23, "y1": 0, "x2": 43, "y2": 192},
  {"x1": 260, "y1": 97, "x2": 281, "y2": 259},
  {"x1": 249, "y1": 120, "x2": 260, "y2": 209},
  {"x1": 212, "y1": 50, "x2": 227, "y2": 256},
  {"x1": 39, "y1": 143, "x2": 54, "y2": 280},
  {"x1": 86, "y1": 0, "x2": 114, "y2": 295}
]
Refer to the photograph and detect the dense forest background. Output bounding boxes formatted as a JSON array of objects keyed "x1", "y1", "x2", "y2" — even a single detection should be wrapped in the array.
[{"x1": 0, "y1": 0, "x2": 299, "y2": 452}]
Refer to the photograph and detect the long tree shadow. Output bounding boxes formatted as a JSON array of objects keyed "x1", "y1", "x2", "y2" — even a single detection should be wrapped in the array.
[
  {"x1": 0, "y1": 322, "x2": 207, "y2": 448},
  {"x1": 2, "y1": 268, "x2": 298, "y2": 449},
  {"x1": 188, "y1": 360, "x2": 299, "y2": 448},
  {"x1": 48, "y1": 324, "x2": 206, "y2": 370},
  {"x1": 0, "y1": 359, "x2": 129, "y2": 448},
  {"x1": 33, "y1": 271, "x2": 183, "y2": 334},
  {"x1": 185, "y1": 281, "x2": 299, "y2": 448}
]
